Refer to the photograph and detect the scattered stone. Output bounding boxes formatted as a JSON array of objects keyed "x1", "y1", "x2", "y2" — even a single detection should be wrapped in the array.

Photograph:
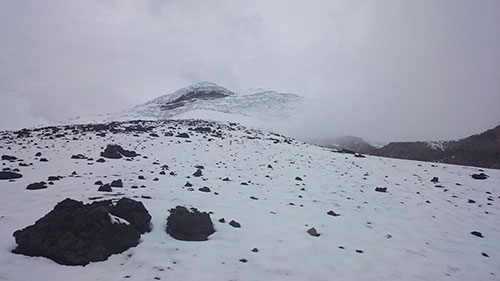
[
  {"x1": 295, "y1": 176, "x2": 303, "y2": 181},
  {"x1": 307, "y1": 227, "x2": 319, "y2": 237},
  {"x1": 185, "y1": 182, "x2": 193, "y2": 187},
  {"x1": 471, "y1": 231, "x2": 483, "y2": 238},
  {"x1": 354, "y1": 153, "x2": 365, "y2": 158},
  {"x1": 375, "y1": 187, "x2": 387, "y2": 193},
  {"x1": 218, "y1": 218, "x2": 226, "y2": 223},
  {"x1": 193, "y1": 169, "x2": 203, "y2": 177},
  {"x1": 98, "y1": 184, "x2": 112, "y2": 192},
  {"x1": 12, "y1": 198, "x2": 148, "y2": 265},
  {"x1": 431, "y1": 177, "x2": 439, "y2": 183},
  {"x1": 239, "y1": 259, "x2": 247, "y2": 263},
  {"x1": 96, "y1": 158, "x2": 106, "y2": 163},
  {"x1": 48, "y1": 176, "x2": 62, "y2": 181},
  {"x1": 94, "y1": 180, "x2": 103, "y2": 185},
  {"x1": 2, "y1": 155, "x2": 17, "y2": 161},
  {"x1": 482, "y1": 252, "x2": 489, "y2": 257},
  {"x1": 229, "y1": 220, "x2": 241, "y2": 228},
  {"x1": 472, "y1": 173, "x2": 488, "y2": 180},
  {"x1": 327, "y1": 210, "x2": 340, "y2": 217},
  {"x1": 356, "y1": 250, "x2": 364, "y2": 253},
  {"x1": 250, "y1": 196, "x2": 258, "y2": 200},
  {"x1": 222, "y1": 177, "x2": 230, "y2": 181},
  {"x1": 198, "y1": 187, "x2": 211, "y2": 192},
  {"x1": 39, "y1": 158, "x2": 49, "y2": 162},
  {"x1": 166, "y1": 206, "x2": 215, "y2": 241},
  {"x1": 0, "y1": 171, "x2": 22, "y2": 180},
  {"x1": 175, "y1": 133, "x2": 190, "y2": 138},
  {"x1": 468, "y1": 199, "x2": 476, "y2": 204},
  {"x1": 100, "y1": 145, "x2": 138, "y2": 159},
  {"x1": 26, "y1": 182, "x2": 47, "y2": 190},
  {"x1": 251, "y1": 248, "x2": 259, "y2": 253},
  {"x1": 71, "y1": 154, "x2": 87, "y2": 160},
  {"x1": 111, "y1": 179, "x2": 123, "y2": 188}
]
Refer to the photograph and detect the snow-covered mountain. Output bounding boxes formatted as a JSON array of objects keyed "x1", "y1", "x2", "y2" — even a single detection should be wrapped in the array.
[
  {"x1": 70, "y1": 82, "x2": 303, "y2": 127},
  {"x1": 1, "y1": 119, "x2": 499, "y2": 280}
]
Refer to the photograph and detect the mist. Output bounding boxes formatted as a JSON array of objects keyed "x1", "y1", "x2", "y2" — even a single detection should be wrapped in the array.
[{"x1": 1, "y1": 0, "x2": 499, "y2": 141}]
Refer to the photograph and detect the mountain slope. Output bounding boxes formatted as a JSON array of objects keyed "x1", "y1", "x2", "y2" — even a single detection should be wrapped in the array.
[
  {"x1": 79, "y1": 82, "x2": 303, "y2": 126},
  {"x1": 312, "y1": 125, "x2": 500, "y2": 169},
  {"x1": 1, "y1": 120, "x2": 499, "y2": 281},
  {"x1": 372, "y1": 125, "x2": 500, "y2": 169}
]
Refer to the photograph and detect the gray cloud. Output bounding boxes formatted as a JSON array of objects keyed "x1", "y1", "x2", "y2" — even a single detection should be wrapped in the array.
[{"x1": 0, "y1": 0, "x2": 499, "y2": 141}]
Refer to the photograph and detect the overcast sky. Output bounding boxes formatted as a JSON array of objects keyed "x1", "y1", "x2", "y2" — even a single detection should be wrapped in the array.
[{"x1": 1, "y1": 0, "x2": 499, "y2": 141}]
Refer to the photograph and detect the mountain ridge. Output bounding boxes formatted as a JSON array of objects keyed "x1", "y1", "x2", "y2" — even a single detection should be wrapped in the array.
[{"x1": 313, "y1": 125, "x2": 500, "y2": 169}]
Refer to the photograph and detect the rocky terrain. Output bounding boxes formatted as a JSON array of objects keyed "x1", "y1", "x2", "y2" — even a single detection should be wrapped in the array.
[
  {"x1": 0, "y1": 119, "x2": 499, "y2": 281},
  {"x1": 312, "y1": 125, "x2": 500, "y2": 169}
]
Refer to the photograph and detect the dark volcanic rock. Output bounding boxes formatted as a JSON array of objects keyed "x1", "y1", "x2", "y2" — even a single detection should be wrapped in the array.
[
  {"x1": 110, "y1": 179, "x2": 123, "y2": 188},
  {"x1": 307, "y1": 227, "x2": 320, "y2": 237},
  {"x1": 12, "y1": 198, "x2": 147, "y2": 265},
  {"x1": 327, "y1": 210, "x2": 340, "y2": 217},
  {"x1": 193, "y1": 169, "x2": 203, "y2": 177},
  {"x1": 198, "y1": 187, "x2": 211, "y2": 192},
  {"x1": 110, "y1": 198, "x2": 151, "y2": 234},
  {"x1": 2, "y1": 155, "x2": 17, "y2": 161},
  {"x1": 471, "y1": 173, "x2": 488, "y2": 180},
  {"x1": 229, "y1": 220, "x2": 241, "y2": 228},
  {"x1": 0, "y1": 171, "x2": 22, "y2": 180},
  {"x1": 48, "y1": 176, "x2": 62, "y2": 181},
  {"x1": 71, "y1": 154, "x2": 87, "y2": 160},
  {"x1": 98, "y1": 184, "x2": 112, "y2": 192},
  {"x1": 26, "y1": 182, "x2": 47, "y2": 190},
  {"x1": 100, "y1": 145, "x2": 138, "y2": 159},
  {"x1": 166, "y1": 206, "x2": 215, "y2": 241},
  {"x1": 471, "y1": 231, "x2": 484, "y2": 238}
]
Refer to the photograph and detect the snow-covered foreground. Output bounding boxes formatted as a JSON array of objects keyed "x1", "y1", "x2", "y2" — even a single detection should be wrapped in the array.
[{"x1": 0, "y1": 120, "x2": 499, "y2": 281}]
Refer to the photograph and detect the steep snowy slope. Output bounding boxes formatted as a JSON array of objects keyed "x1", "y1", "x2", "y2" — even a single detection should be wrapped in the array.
[
  {"x1": 0, "y1": 120, "x2": 499, "y2": 281},
  {"x1": 71, "y1": 82, "x2": 303, "y2": 127}
]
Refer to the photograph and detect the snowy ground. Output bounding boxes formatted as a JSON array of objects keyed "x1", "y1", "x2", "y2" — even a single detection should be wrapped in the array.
[{"x1": 0, "y1": 119, "x2": 499, "y2": 281}]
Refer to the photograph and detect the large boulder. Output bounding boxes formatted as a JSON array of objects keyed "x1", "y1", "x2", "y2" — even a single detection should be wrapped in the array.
[
  {"x1": 100, "y1": 145, "x2": 138, "y2": 159},
  {"x1": 12, "y1": 198, "x2": 151, "y2": 265},
  {"x1": 110, "y1": 198, "x2": 151, "y2": 234},
  {"x1": 166, "y1": 206, "x2": 215, "y2": 241}
]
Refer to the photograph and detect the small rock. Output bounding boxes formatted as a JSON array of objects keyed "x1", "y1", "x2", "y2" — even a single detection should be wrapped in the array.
[
  {"x1": 198, "y1": 187, "x2": 211, "y2": 192},
  {"x1": 98, "y1": 184, "x2": 112, "y2": 192},
  {"x1": 471, "y1": 231, "x2": 483, "y2": 238},
  {"x1": 193, "y1": 169, "x2": 203, "y2": 177},
  {"x1": 0, "y1": 171, "x2": 22, "y2": 180},
  {"x1": 307, "y1": 227, "x2": 319, "y2": 237},
  {"x1": 327, "y1": 210, "x2": 340, "y2": 217},
  {"x1": 111, "y1": 179, "x2": 123, "y2": 187},
  {"x1": 229, "y1": 220, "x2": 241, "y2": 228},
  {"x1": 472, "y1": 173, "x2": 488, "y2": 180},
  {"x1": 26, "y1": 182, "x2": 47, "y2": 190}
]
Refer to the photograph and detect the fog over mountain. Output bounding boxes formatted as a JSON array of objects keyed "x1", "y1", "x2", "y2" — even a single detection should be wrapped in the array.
[{"x1": 1, "y1": 0, "x2": 499, "y2": 142}]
